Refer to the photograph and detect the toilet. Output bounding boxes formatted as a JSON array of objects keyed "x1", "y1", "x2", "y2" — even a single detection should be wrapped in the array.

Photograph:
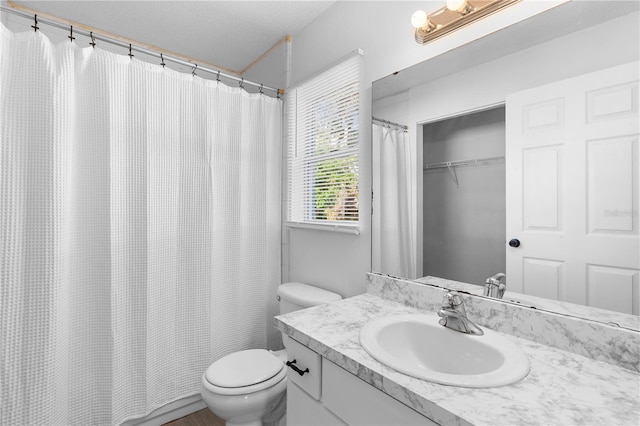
[{"x1": 201, "y1": 282, "x2": 342, "y2": 426}]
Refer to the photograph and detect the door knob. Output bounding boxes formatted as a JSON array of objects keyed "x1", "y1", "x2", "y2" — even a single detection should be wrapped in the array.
[{"x1": 508, "y1": 238, "x2": 521, "y2": 248}]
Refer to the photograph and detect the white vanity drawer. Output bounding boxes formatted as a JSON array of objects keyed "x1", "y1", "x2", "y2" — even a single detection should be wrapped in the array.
[
  {"x1": 283, "y1": 335, "x2": 322, "y2": 400},
  {"x1": 322, "y1": 358, "x2": 436, "y2": 426}
]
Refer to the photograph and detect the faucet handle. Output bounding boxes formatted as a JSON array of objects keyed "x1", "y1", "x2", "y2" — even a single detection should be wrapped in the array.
[
  {"x1": 486, "y1": 273, "x2": 506, "y2": 284},
  {"x1": 442, "y1": 290, "x2": 464, "y2": 308}
]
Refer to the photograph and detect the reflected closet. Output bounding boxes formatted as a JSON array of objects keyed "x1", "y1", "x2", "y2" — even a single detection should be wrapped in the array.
[{"x1": 422, "y1": 106, "x2": 506, "y2": 285}]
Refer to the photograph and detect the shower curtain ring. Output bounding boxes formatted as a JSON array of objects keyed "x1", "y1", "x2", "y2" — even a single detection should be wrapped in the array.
[
  {"x1": 216, "y1": 71, "x2": 221, "y2": 82},
  {"x1": 68, "y1": 26, "x2": 75, "y2": 42},
  {"x1": 31, "y1": 14, "x2": 39, "y2": 32},
  {"x1": 89, "y1": 32, "x2": 96, "y2": 48},
  {"x1": 259, "y1": 84, "x2": 264, "y2": 94},
  {"x1": 160, "y1": 53, "x2": 165, "y2": 67},
  {"x1": 128, "y1": 44, "x2": 134, "y2": 58},
  {"x1": 192, "y1": 64, "x2": 198, "y2": 76},
  {"x1": 239, "y1": 78, "x2": 244, "y2": 88}
]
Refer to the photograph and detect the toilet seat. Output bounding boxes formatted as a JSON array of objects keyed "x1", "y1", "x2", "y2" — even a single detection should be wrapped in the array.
[{"x1": 204, "y1": 349, "x2": 286, "y2": 396}]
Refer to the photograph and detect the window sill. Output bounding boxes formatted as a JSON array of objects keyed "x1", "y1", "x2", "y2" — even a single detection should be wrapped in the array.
[{"x1": 285, "y1": 221, "x2": 360, "y2": 235}]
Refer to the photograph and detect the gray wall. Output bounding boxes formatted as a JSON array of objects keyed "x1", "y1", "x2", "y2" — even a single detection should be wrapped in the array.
[{"x1": 423, "y1": 107, "x2": 505, "y2": 286}]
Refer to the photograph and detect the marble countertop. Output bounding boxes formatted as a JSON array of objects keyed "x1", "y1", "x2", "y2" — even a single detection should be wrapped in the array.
[{"x1": 274, "y1": 293, "x2": 640, "y2": 426}]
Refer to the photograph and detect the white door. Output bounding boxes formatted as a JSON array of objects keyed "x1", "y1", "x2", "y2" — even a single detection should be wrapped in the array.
[{"x1": 506, "y1": 61, "x2": 640, "y2": 314}]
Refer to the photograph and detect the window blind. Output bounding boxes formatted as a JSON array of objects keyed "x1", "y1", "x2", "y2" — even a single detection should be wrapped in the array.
[{"x1": 287, "y1": 52, "x2": 362, "y2": 229}]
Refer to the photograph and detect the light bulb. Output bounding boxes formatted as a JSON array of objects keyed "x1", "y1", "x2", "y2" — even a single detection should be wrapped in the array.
[
  {"x1": 446, "y1": 0, "x2": 468, "y2": 12},
  {"x1": 411, "y1": 10, "x2": 428, "y2": 29}
]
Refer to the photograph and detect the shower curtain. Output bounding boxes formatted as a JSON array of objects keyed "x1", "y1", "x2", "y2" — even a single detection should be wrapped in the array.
[
  {"x1": 372, "y1": 123, "x2": 416, "y2": 279},
  {"x1": 0, "y1": 24, "x2": 281, "y2": 425}
]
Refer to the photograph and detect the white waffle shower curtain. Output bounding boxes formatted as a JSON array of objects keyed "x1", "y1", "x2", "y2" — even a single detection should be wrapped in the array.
[
  {"x1": 0, "y1": 24, "x2": 281, "y2": 425},
  {"x1": 372, "y1": 123, "x2": 415, "y2": 279}
]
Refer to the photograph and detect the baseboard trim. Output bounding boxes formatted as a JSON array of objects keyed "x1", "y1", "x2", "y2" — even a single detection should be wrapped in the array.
[{"x1": 124, "y1": 395, "x2": 206, "y2": 426}]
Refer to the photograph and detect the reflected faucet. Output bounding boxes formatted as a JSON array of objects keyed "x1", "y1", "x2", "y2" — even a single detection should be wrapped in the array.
[
  {"x1": 484, "y1": 273, "x2": 506, "y2": 299},
  {"x1": 437, "y1": 291, "x2": 484, "y2": 335}
]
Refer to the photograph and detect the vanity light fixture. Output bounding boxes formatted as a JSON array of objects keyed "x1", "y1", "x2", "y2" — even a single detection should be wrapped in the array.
[{"x1": 412, "y1": 0, "x2": 520, "y2": 44}]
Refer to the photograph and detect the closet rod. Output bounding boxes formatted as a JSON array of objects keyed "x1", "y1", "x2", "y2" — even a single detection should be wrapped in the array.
[
  {"x1": 372, "y1": 116, "x2": 409, "y2": 131},
  {"x1": 0, "y1": 4, "x2": 284, "y2": 97},
  {"x1": 424, "y1": 155, "x2": 505, "y2": 170}
]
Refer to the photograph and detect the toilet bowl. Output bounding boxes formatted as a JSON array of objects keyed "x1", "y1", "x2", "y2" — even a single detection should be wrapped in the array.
[
  {"x1": 201, "y1": 349, "x2": 287, "y2": 426},
  {"x1": 201, "y1": 282, "x2": 341, "y2": 426}
]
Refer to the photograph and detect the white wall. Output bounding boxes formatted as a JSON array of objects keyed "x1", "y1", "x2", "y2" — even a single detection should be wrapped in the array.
[
  {"x1": 242, "y1": 38, "x2": 290, "y2": 91},
  {"x1": 284, "y1": 0, "x2": 566, "y2": 297}
]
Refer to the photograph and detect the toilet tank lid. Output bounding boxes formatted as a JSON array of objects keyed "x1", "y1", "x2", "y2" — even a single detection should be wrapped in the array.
[{"x1": 277, "y1": 282, "x2": 342, "y2": 308}]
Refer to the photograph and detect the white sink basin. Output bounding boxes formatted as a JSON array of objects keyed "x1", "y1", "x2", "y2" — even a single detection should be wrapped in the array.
[{"x1": 359, "y1": 314, "x2": 529, "y2": 388}]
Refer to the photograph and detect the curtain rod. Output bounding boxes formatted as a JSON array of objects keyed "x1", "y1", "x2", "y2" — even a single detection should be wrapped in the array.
[
  {"x1": 372, "y1": 116, "x2": 408, "y2": 131},
  {"x1": 0, "y1": 5, "x2": 284, "y2": 97}
]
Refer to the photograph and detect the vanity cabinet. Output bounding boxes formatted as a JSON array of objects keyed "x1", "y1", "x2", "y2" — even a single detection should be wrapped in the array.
[
  {"x1": 287, "y1": 379, "x2": 345, "y2": 426},
  {"x1": 285, "y1": 337, "x2": 435, "y2": 426}
]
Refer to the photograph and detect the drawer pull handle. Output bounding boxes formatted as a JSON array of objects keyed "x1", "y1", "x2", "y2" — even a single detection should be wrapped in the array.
[{"x1": 286, "y1": 359, "x2": 309, "y2": 376}]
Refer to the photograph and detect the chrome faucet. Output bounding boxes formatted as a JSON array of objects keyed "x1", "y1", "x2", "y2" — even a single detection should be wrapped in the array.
[
  {"x1": 484, "y1": 273, "x2": 506, "y2": 299},
  {"x1": 437, "y1": 291, "x2": 484, "y2": 335}
]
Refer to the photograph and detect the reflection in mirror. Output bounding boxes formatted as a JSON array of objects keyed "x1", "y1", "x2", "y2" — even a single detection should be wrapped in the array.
[
  {"x1": 371, "y1": 1, "x2": 640, "y2": 328},
  {"x1": 422, "y1": 106, "x2": 505, "y2": 285},
  {"x1": 372, "y1": 117, "x2": 415, "y2": 278}
]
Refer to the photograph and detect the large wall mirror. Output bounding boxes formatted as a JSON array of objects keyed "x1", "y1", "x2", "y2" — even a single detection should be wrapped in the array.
[{"x1": 371, "y1": 1, "x2": 640, "y2": 330}]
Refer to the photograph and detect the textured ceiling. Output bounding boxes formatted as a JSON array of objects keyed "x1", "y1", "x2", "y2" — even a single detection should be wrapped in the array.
[{"x1": 7, "y1": 0, "x2": 336, "y2": 74}]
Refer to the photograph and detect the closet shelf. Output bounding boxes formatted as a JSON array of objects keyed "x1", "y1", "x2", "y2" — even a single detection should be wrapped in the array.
[{"x1": 423, "y1": 155, "x2": 504, "y2": 170}]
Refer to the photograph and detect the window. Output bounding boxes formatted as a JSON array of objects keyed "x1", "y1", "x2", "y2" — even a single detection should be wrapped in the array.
[{"x1": 286, "y1": 51, "x2": 362, "y2": 232}]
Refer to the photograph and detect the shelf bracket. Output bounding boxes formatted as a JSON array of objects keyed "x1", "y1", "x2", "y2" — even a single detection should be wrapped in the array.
[{"x1": 446, "y1": 162, "x2": 459, "y2": 188}]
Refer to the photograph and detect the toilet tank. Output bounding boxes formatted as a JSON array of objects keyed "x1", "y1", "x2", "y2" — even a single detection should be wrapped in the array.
[{"x1": 277, "y1": 282, "x2": 342, "y2": 315}]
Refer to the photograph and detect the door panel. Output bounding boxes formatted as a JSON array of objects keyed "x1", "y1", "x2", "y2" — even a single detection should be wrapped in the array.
[
  {"x1": 523, "y1": 98, "x2": 564, "y2": 131},
  {"x1": 587, "y1": 265, "x2": 639, "y2": 315},
  {"x1": 587, "y1": 82, "x2": 638, "y2": 123},
  {"x1": 522, "y1": 145, "x2": 562, "y2": 231},
  {"x1": 587, "y1": 136, "x2": 636, "y2": 233},
  {"x1": 522, "y1": 257, "x2": 563, "y2": 300}
]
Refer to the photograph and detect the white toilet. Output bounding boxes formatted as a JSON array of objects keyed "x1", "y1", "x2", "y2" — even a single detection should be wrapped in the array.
[{"x1": 201, "y1": 282, "x2": 342, "y2": 426}]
